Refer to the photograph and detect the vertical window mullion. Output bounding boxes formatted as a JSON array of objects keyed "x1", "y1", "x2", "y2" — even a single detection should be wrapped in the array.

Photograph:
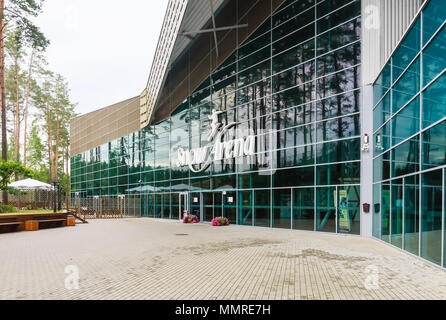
[
  {"x1": 335, "y1": 186, "x2": 338, "y2": 234},
  {"x1": 291, "y1": 188, "x2": 294, "y2": 230},
  {"x1": 419, "y1": 11, "x2": 424, "y2": 259},
  {"x1": 270, "y1": 0, "x2": 274, "y2": 230},
  {"x1": 442, "y1": 168, "x2": 445, "y2": 267},
  {"x1": 402, "y1": 178, "x2": 405, "y2": 250}
]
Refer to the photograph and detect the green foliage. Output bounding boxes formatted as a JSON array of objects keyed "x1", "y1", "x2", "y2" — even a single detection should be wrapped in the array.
[
  {"x1": 0, "y1": 204, "x2": 17, "y2": 213},
  {"x1": 5, "y1": 29, "x2": 27, "y2": 159},
  {"x1": 30, "y1": 167, "x2": 50, "y2": 183},
  {"x1": 6, "y1": 135, "x2": 15, "y2": 163},
  {"x1": 5, "y1": 0, "x2": 50, "y2": 51},
  {"x1": 1, "y1": 1, "x2": 75, "y2": 193},
  {"x1": 27, "y1": 125, "x2": 45, "y2": 170},
  {"x1": 0, "y1": 160, "x2": 32, "y2": 192}
]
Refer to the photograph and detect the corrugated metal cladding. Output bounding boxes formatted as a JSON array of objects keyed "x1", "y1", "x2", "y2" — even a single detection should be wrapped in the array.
[
  {"x1": 140, "y1": 0, "x2": 188, "y2": 129},
  {"x1": 362, "y1": 0, "x2": 425, "y2": 85}
]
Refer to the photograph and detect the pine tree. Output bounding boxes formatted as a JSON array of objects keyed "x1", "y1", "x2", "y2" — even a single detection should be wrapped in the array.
[{"x1": 0, "y1": 0, "x2": 49, "y2": 204}]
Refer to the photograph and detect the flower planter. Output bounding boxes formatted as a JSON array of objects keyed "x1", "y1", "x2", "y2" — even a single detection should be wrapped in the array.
[
  {"x1": 183, "y1": 214, "x2": 199, "y2": 224},
  {"x1": 211, "y1": 217, "x2": 229, "y2": 226}
]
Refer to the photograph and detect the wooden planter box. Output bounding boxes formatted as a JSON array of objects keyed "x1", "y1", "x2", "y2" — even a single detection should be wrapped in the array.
[
  {"x1": 67, "y1": 216, "x2": 76, "y2": 227},
  {"x1": 25, "y1": 220, "x2": 39, "y2": 231}
]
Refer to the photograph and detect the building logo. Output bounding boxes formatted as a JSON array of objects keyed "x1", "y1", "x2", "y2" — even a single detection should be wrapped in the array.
[{"x1": 177, "y1": 109, "x2": 256, "y2": 173}]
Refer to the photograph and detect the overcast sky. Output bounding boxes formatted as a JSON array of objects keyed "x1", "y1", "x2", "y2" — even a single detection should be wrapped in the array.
[{"x1": 34, "y1": 0, "x2": 169, "y2": 116}]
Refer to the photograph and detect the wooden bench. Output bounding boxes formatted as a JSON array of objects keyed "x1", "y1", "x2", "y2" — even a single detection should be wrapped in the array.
[
  {"x1": 0, "y1": 221, "x2": 24, "y2": 233},
  {"x1": 25, "y1": 219, "x2": 67, "y2": 231},
  {"x1": 0, "y1": 213, "x2": 71, "y2": 233}
]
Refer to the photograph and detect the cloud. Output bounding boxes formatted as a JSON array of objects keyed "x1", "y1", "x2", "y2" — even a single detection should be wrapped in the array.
[
  {"x1": 64, "y1": 4, "x2": 80, "y2": 31},
  {"x1": 34, "y1": 0, "x2": 169, "y2": 115}
]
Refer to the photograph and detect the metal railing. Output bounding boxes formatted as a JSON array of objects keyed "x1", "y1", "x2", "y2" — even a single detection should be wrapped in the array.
[
  {"x1": 1, "y1": 190, "x2": 66, "y2": 210},
  {"x1": 69, "y1": 195, "x2": 142, "y2": 220}
]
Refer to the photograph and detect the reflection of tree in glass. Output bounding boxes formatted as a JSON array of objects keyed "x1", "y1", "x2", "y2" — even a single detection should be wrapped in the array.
[{"x1": 318, "y1": 18, "x2": 361, "y2": 167}]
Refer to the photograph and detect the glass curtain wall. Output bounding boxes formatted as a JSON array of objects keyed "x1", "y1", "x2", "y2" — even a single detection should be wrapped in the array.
[
  {"x1": 71, "y1": 0, "x2": 362, "y2": 235},
  {"x1": 373, "y1": 0, "x2": 446, "y2": 267}
]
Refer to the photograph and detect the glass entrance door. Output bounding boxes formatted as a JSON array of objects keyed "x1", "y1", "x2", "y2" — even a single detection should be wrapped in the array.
[
  {"x1": 214, "y1": 192, "x2": 222, "y2": 219},
  {"x1": 200, "y1": 191, "x2": 237, "y2": 224},
  {"x1": 179, "y1": 193, "x2": 188, "y2": 220},
  {"x1": 203, "y1": 192, "x2": 214, "y2": 223},
  {"x1": 190, "y1": 193, "x2": 202, "y2": 220},
  {"x1": 223, "y1": 191, "x2": 236, "y2": 224},
  {"x1": 186, "y1": 192, "x2": 237, "y2": 224}
]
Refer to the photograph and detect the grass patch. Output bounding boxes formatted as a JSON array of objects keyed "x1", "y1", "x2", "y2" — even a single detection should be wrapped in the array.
[
  {"x1": 0, "y1": 204, "x2": 17, "y2": 214},
  {"x1": 0, "y1": 209, "x2": 64, "y2": 215}
]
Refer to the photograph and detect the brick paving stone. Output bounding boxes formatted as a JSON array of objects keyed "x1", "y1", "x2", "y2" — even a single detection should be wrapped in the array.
[{"x1": 0, "y1": 218, "x2": 445, "y2": 300}]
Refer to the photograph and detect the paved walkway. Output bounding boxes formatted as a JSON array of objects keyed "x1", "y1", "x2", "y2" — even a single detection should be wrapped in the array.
[{"x1": 0, "y1": 219, "x2": 445, "y2": 300}]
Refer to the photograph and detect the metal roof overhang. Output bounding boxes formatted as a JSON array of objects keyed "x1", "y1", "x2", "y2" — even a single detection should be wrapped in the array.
[
  {"x1": 141, "y1": 0, "x2": 228, "y2": 127},
  {"x1": 169, "y1": 0, "x2": 228, "y2": 70},
  {"x1": 142, "y1": 0, "x2": 285, "y2": 127}
]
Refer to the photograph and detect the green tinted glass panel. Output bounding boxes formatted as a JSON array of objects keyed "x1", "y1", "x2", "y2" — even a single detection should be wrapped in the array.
[
  {"x1": 239, "y1": 190, "x2": 253, "y2": 226},
  {"x1": 404, "y1": 175, "x2": 420, "y2": 256},
  {"x1": 421, "y1": 170, "x2": 442, "y2": 265},
  {"x1": 392, "y1": 58, "x2": 420, "y2": 114},
  {"x1": 392, "y1": 19, "x2": 420, "y2": 82},
  {"x1": 316, "y1": 187, "x2": 336, "y2": 233},
  {"x1": 373, "y1": 92, "x2": 391, "y2": 131},
  {"x1": 255, "y1": 190, "x2": 271, "y2": 227},
  {"x1": 317, "y1": 1, "x2": 361, "y2": 34},
  {"x1": 381, "y1": 183, "x2": 391, "y2": 243},
  {"x1": 273, "y1": 0, "x2": 315, "y2": 27},
  {"x1": 316, "y1": 162, "x2": 360, "y2": 185},
  {"x1": 317, "y1": 18, "x2": 361, "y2": 55},
  {"x1": 272, "y1": 39, "x2": 314, "y2": 74},
  {"x1": 423, "y1": 73, "x2": 446, "y2": 128},
  {"x1": 391, "y1": 179, "x2": 403, "y2": 248},
  {"x1": 273, "y1": 189, "x2": 291, "y2": 229},
  {"x1": 274, "y1": 6, "x2": 314, "y2": 41},
  {"x1": 293, "y1": 187, "x2": 314, "y2": 231},
  {"x1": 422, "y1": 120, "x2": 446, "y2": 170},
  {"x1": 316, "y1": 138, "x2": 360, "y2": 164},
  {"x1": 316, "y1": 114, "x2": 360, "y2": 142},
  {"x1": 422, "y1": 0, "x2": 446, "y2": 45},
  {"x1": 373, "y1": 64, "x2": 391, "y2": 106},
  {"x1": 391, "y1": 96, "x2": 420, "y2": 145},
  {"x1": 391, "y1": 136, "x2": 420, "y2": 178},
  {"x1": 273, "y1": 166, "x2": 315, "y2": 187},
  {"x1": 317, "y1": 0, "x2": 354, "y2": 18},
  {"x1": 423, "y1": 25, "x2": 446, "y2": 86}
]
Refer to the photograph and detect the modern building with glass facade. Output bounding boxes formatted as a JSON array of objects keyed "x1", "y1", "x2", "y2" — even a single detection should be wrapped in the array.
[
  {"x1": 372, "y1": 0, "x2": 446, "y2": 267},
  {"x1": 70, "y1": 0, "x2": 446, "y2": 267}
]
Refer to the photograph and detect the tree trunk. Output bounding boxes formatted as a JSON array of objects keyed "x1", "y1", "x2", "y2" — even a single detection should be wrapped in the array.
[
  {"x1": 23, "y1": 51, "x2": 34, "y2": 167},
  {"x1": 1, "y1": 0, "x2": 8, "y2": 204},
  {"x1": 14, "y1": 58, "x2": 20, "y2": 162},
  {"x1": 14, "y1": 58, "x2": 20, "y2": 182},
  {"x1": 54, "y1": 91, "x2": 60, "y2": 182},
  {"x1": 64, "y1": 146, "x2": 70, "y2": 210},
  {"x1": 55, "y1": 113, "x2": 59, "y2": 181},
  {"x1": 67, "y1": 149, "x2": 70, "y2": 209},
  {"x1": 46, "y1": 97, "x2": 54, "y2": 181}
]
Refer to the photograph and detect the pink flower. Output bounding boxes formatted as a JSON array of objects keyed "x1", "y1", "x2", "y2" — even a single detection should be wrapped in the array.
[
  {"x1": 211, "y1": 217, "x2": 229, "y2": 226},
  {"x1": 183, "y1": 214, "x2": 200, "y2": 224}
]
